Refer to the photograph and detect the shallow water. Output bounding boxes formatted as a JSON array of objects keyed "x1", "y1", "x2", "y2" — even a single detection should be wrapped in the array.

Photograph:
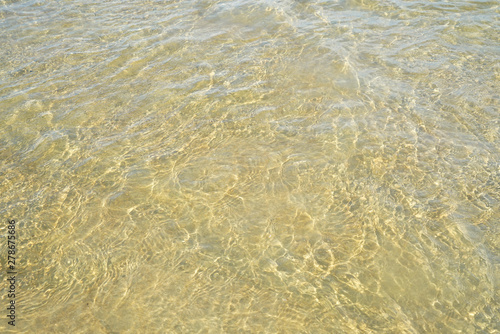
[{"x1": 0, "y1": 0, "x2": 499, "y2": 333}]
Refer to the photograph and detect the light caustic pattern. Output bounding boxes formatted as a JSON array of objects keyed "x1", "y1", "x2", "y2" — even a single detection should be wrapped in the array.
[{"x1": 0, "y1": 0, "x2": 499, "y2": 333}]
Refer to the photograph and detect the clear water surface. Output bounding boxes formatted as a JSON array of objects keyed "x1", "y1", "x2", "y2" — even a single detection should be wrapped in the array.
[{"x1": 0, "y1": 0, "x2": 499, "y2": 333}]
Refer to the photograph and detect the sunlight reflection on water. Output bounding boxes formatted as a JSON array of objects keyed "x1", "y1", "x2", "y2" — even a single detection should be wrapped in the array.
[{"x1": 0, "y1": 0, "x2": 499, "y2": 332}]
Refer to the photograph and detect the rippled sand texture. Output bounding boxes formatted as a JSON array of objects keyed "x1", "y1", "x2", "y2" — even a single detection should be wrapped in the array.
[{"x1": 1, "y1": 0, "x2": 499, "y2": 333}]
